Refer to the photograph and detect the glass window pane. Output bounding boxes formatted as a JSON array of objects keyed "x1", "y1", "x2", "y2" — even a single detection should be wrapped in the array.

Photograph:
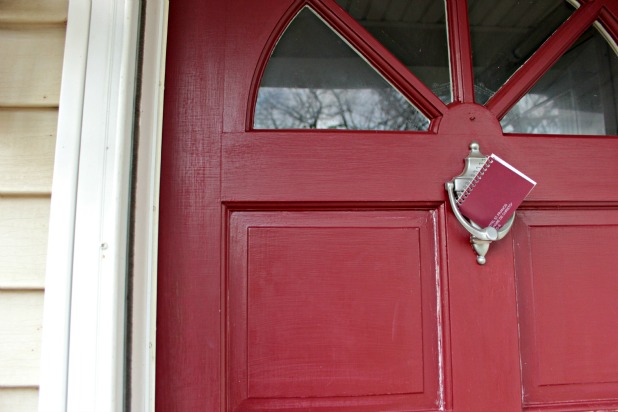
[
  {"x1": 336, "y1": 0, "x2": 451, "y2": 104},
  {"x1": 469, "y1": 0, "x2": 573, "y2": 104},
  {"x1": 254, "y1": 8, "x2": 429, "y2": 130},
  {"x1": 502, "y1": 24, "x2": 618, "y2": 135}
]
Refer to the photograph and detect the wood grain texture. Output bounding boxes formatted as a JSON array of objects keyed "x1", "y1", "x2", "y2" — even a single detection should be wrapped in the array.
[
  {"x1": 0, "y1": 109, "x2": 57, "y2": 194},
  {"x1": 0, "y1": 291, "x2": 43, "y2": 386},
  {"x1": 0, "y1": 388, "x2": 38, "y2": 412},
  {"x1": 0, "y1": 197, "x2": 50, "y2": 289},
  {"x1": 0, "y1": 26, "x2": 65, "y2": 107},
  {"x1": 222, "y1": 129, "x2": 618, "y2": 203},
  {"x1": 155, "y1": 0, "x2": 226, "y2": 410},
  {"x1": 0, "y1": 0, "x2": 67, "y2": 24},
  {"x1": 158, "y1": 0, "x2": 618, "y2": 410}
]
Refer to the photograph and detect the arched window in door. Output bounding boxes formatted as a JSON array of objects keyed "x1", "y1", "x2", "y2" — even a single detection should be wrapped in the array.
[
  {"x1": 253, "y1": 0, "x2": 618, "y2": 135},
  {"x1": 253, "y1": 7, "x2": 437, "y2": 130}
]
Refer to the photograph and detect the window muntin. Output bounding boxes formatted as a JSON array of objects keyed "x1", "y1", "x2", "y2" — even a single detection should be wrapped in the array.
[
  {"x1": 469, "y1": 0, "x2": 574, "y2": 104},
  {"x1": 502, "y1": 23, "x2": 618, "y2": 135},
  {"x1": 335, "y1": 0, "x2": 451, "y2": 104}
]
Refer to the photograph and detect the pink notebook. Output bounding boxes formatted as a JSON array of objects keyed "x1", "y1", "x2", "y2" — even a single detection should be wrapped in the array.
[{"x1": 457, "y1": 154, "x2": 536, "y2": 229}]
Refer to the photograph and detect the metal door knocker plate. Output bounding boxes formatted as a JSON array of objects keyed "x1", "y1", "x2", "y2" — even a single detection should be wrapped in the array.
[{"x1": 445, "y1": 142, "x2": 515, "y2": 264}]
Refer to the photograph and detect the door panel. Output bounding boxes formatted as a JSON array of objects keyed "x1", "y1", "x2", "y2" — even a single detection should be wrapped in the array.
[
  {"x1": 514, "y1": 210, "x2": 618, "y2": 409},
  {"x1": 227, "y1": 210, "x2": 444, "y2": 410}
]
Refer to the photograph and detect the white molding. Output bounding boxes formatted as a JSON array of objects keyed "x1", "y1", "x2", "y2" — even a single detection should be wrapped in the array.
[
  {"x1": 38, "y1": 0, "x2": 142, "y2": 410},
  {"x1": 38, "y1": 0, "x2": 92, "y2": 409},
  {"x1": 131, "y1": 0, "x2": 168, "y2": 410}
]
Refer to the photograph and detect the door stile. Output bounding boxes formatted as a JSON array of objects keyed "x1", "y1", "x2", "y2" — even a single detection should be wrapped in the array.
[
  {"x1": 486, "y1": 0, "x2": 605, "y2": 120},
  {"x1": 156, "y1": 0, "x2": 227, "y2": 410},
  {"x1": 446, "y1": 212, "x2": 524, "y2": 411}
]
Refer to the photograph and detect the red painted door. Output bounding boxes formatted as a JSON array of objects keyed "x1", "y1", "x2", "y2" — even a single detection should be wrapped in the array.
[{"x1": 156, "y1": 1, "x2": 618, "y2": 411}]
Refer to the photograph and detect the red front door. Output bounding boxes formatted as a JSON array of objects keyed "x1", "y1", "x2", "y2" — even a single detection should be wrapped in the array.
[{"x1": 156, "y1": 1, "x2": 618, "y2": 410}]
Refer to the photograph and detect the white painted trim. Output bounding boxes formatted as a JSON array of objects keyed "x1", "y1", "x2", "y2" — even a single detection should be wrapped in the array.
[
  {"x1": 38, "y1": 0, "x2": 92, "y2": 410},
  {"x1": 39, "y1": 0, "x2": 142, "y2": 410},
  {"x1": 131, "y1": 0, "x2": 168, "y2": 410}
]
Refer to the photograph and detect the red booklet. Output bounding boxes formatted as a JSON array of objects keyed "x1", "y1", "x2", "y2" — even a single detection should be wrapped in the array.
[{"x1": 456, "y1": 154, "x2": 536, "y2": 229}]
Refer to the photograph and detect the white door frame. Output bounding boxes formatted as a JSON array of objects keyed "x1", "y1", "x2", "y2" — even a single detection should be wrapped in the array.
[{"x1": 38, "y1": 0, "x2": 167, "y2": 410}]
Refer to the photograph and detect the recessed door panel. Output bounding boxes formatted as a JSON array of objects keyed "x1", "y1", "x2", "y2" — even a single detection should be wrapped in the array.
[
  {"x1": 227, "y1": 209, "x2": 444, "y2": 411},
  {"x1": 514, "y1": 210, "x2": 618, "y2": 409}
]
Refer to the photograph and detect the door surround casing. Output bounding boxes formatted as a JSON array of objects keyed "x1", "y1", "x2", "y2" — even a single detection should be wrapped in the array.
[
  {"x1": 38, "y1": 0, "x2": 167, "y2": 411},
  {"x1": 37, "y1": 0, "x2": 618, "y2": 410}
]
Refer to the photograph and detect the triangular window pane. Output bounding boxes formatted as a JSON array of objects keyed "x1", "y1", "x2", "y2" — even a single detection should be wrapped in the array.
[
  {"x1": 254, "y1": 8, "x2": 429, "y2": 130},
  {"x1": 501, "y1": 24, "x2": 618, "y2": 135},
  {"x1": 336, "y1": 0, "x2": 451, "y2": 104},
  {"x1": 469, "y1": 0, "x2": 574, "y2": 104}
]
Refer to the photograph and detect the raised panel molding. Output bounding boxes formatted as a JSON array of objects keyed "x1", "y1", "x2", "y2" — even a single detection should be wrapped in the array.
[
  {"x1": 514, "y1": 209, "x2": 618, "y2": 409},
  {"x1": 227, "y1": 208, "x2": 445, "y2": 411}
]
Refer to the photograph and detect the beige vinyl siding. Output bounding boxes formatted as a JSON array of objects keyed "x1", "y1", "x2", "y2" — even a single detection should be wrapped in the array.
[
  {"x1": 0, "y1": 388, "x2": 38, "y2": 412},
  {"x1": 0, "y1": 1, "x2": 67, "y2": 410},
  {"x1": 0, "y1": 291, "x2": 43, "y2": 385},
  {"x1": 0, "y1": 0, "x2": 67, "y2": 25},
  {"x1": 0, "y1": 198, "x2": 50, "y2": 289},
  {"x1": 0, "y1": 26, "x2": 64, "y2": 107},
  {"x1": 0, "y1": 110, "x2": 56, "y2": 195}
]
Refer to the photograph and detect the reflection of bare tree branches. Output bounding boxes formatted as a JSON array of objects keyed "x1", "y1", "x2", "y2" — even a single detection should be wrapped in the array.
[
  {"x1": 255, "y1": 87, "x2": 429, "y2": 130},
  {"x1": 500, "y1": 28, "x2": 616, "y2": 135},
  {"x1": 256, "y1": 89, "x2": 321, "y2": 129}
]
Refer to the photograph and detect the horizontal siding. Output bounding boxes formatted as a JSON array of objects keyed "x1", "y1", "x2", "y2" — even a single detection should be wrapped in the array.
[
  {"x1": 0, "y1": 291, "x2": 43, "y2": 386},
  {"x1": 0, "y1": 388, "x2": 38, "y2": 412},
  {"x1": 0, "y1": 197, "x2": 49, "y2": 289},
  {"x1": 0, "y1": 0, "x2": 67, "y2": 408},
  {"x1": 0, "y1": 0, "x2": 67, "y2": 24},
  {"x1": 0, "y1": 109, "x2": 56, "y2": 194},
  {"x1": 0, "y1": 26, "x2": 65, "y2": 107}
]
